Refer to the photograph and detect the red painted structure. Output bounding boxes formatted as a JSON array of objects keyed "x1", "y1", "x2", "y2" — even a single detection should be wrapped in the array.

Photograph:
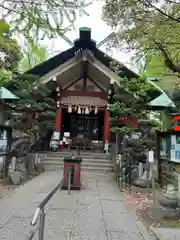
[
  {"x1": 61, "y1": 157, "x2": 82, "y2": 190},
  {"x1": 119, "y1": 116, "x2": 138, "y2": 129},
  {"x1": 55, "y1": 106, "x2": 62, "y2": 132},
  {"x1": 104, "y1": 109, "x2": 110, "y2": 143},
  {"x1": 172, "y1": 114, "x2": 180, "y2": 131},
  {"x1": 26, "y1": 27, "x2": 161, "y2": 151},
  {"x1": 54, "y1": 89, "x2": 138, "y2": 146},
  {"x1": 55, "y1": 89, "x2": 111, "y2": 146}
]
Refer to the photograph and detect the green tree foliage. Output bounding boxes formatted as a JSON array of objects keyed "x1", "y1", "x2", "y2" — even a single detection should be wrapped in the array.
[
  {"x1": 102, "y1": 0, "x2": 180, "y2": 74},
  {"x1": 0, "y1": 20, "x2": 22, "y2": 84},
  {"x1": 110, "y1": 75, "x2": 158, "y2": 155},
  {"x1": 0, "y1": 21, "x2": 55, "y2": 139},
  {"x1": 5, "y1": 72, "x2": 56, "y2": 139},
  {"x1": 110, "y1": 75, "x2": 155, "y2": 134},
  {"x1": 137, "y1": 54, "x2": 177, "y2": 130},
  {"x1": 18, "y1": 40, "x2": 49, "y2": 72},
  {"x1": 0, "y1": 0, "x2": 91, "y2": 39},
  {"x1": 139, "y1": 54, "x2": 168, "y2": 78}
]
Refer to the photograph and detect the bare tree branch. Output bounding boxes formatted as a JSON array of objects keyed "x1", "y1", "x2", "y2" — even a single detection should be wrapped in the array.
[
  {"x1": 0, "y1": 0, "x2": 91, "y2": 38},
  {"x1": 142, "y1": 0, "x2": 180, "y2": 23}
]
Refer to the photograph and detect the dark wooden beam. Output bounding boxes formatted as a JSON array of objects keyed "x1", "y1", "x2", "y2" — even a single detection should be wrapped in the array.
[
  {"x1": 61, "y1": 90, "x2": 108, "y2": 99},
  {"x1": 63, "y1": 75, "x2": 83, "y2": 90},
  {"x1": 88, "y1": 76, "x2": 106, "y2": 92},
  {"x1": 82, "y1": 61, "x2": 88, "y2": 91}
]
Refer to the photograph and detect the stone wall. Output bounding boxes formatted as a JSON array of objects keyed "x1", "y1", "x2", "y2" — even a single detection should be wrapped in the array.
[{"x1": 160, "y1": 159, "x2": 178, "y2": 189}]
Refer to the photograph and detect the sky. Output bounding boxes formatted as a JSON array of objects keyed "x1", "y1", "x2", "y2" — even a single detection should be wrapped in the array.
[{"x1": 40, "y1": 1, "x2": 138, "y2": 73}]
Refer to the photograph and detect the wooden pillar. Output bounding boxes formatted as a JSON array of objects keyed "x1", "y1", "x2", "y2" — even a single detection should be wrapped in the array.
[
  {"x1": 104, "y1": 108, "x2": 110, "y2": 144},
  {"x1": 55, "y1": 105, "x2": 62, "y2": 132}
]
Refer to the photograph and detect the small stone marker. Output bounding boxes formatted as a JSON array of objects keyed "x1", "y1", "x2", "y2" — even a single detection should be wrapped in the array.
[
  {"x1": 0, "y1": 156, "x2": 4, "y2": 172},
  {"x1": 148, "y1": 150, "x2": 154, "y2": 162},
  {"x1": 9, "y1": 171, "x2": 21, "y2": 185},
  {"x1": 11, "y1": 156, "x2": 16, "y2": 172},
  {"x1": 138, "y1": 162, "x2": 143, "y2": 179}
]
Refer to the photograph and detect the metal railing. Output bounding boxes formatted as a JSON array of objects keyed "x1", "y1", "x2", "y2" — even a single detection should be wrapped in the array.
[{"x1": 27, "y1": 167, "x2": 73, "y2": 240}]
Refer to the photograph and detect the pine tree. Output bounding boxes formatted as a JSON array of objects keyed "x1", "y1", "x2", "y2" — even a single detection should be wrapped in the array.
[{"x1": 110, "y1": 62, "x2": 159, "y2": 158}]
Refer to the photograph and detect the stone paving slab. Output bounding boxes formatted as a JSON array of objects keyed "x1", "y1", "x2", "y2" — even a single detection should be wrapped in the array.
[
  {"x1": 107, "y1": 230, "x2": 145, "y2": 240},
  {"x1": 70, "y1": 229, "x2": 107, "y2": 240},
  {"x1": 151, "y1": 227, "x2": 180, "y2": 240},
  {"x1": 44, "y1": 229, "x2": 71, "y2": 240},
  {"x1": 104, "y1": 212, "x2": 141, "y2": 232},
  {"x1": 101, "y1": 199, "x2": 128, "y2": 214},
  {"x1": 0, "y1": 217, "x2": 34, "y2": 240},
  {"x1": 46, "y1": 208, "x2": 75, "y2": 230},
  {"x1": 0, "y1": 170, "x2": 155, "y2": 240}
]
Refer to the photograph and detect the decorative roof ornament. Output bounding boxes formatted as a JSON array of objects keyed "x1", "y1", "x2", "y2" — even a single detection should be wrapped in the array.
[
  {"x1": 82, "y1": 49, "x2": 94, "y2": 61},
  {"x1": 75, "y1": 49, "x2": 94, "y2": 61},
  {"x1": 59, "y1": 27, "x2": 116, "y2": 51},
  {"x1": 52, "y1": 76, "x2": 57, "y2": 81}
]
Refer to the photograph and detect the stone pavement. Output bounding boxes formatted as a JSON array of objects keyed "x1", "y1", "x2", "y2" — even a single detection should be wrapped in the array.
[
  {"x1": 0, "y1": 170, "x2": 155, "y2": 240},
  {"x1": 151, "y1": 227, "x2": 180, "y2": 240}
]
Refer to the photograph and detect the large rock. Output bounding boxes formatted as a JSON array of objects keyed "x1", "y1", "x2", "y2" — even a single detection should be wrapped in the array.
[
  {"x1": 159, "y1": 184, "x2": 178, "y2": 208},
  {"x1": 151, "y1": 204, "x2": 180, "y2": 220},
  {"x1": 15, "y1": 156, "x2": 28, "y2": 181},
  {"x1": 24, "y1": 154, "x2": 35, "y2": 174},
  {"x1": 35, "y1": 162, "x2": 44, "y2": 174},
  {"x1": 0, "y1": 156, "x2": 4, "y2": 173},
  {"x1": 159, "y1": 196, "x2": 177, "y2": 208},
  {"x1": 133, "y1": 179, "x2": 152, "y2": 188},
  {"x1": 163, "y1": 184, "x2": 177, "y2": 199},
  {"x1": 133, "y1": 170, "x2": 152, "y2": 188},
  {"x1": 9, "y1": 171, "x2": 21, "y2": 185},
  {"x1": 131, "y1": 167, "x2": 138, "y2": 182}
]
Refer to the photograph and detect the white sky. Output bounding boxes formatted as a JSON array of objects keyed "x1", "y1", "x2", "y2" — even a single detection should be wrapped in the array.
[{"x1": 40, "y1": 1, "x2": 138, "y2": 73}]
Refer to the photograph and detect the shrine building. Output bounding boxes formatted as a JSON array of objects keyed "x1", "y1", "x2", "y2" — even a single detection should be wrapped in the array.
[{"x1": 27, "y1": 27, "x2": 161, "y2": 151}]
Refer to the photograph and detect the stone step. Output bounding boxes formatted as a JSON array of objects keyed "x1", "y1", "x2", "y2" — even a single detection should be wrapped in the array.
[
  {"x1": 44, "y1": 157, "x2": 111, "y2": 164},
  {"x1": 42, "y1": 150, "x2": 109, "y2": 155},
  {"x1": 45, "y1": 150, "x2": 109, "y2": 156},
  {"x1": 42, "y1": 151, "x2": 112, "y2": 172},
  {"x1": 44, "y1": 161, "x2": 113, "y2": 168},
  {"x1": 46, "y1": 153, "x2": 110, "y2": 160},
  {"x1": 44, "y1": 165, "x2": 112, "y2": 172}
]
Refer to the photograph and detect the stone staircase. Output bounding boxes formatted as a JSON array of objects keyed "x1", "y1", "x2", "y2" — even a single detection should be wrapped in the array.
[{"x1": 43, "y1": 151, "x2": 113, "y2": 172}]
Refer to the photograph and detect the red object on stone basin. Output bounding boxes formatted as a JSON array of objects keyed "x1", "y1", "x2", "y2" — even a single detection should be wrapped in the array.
[{"x1": 61, "y1": 156, "x2": 82, "y2": 190}]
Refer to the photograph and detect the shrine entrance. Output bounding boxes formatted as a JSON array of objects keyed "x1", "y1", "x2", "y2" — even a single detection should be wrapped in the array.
[
  {"x1": 27, "y1": 27, "x2": 160, "y2": 154},
  {"x1": 62, "y1": 109, "x2": 104, "y2": 141},
  {"x1": 59, "y1": 93, "x2": 109, "y2": 151}
]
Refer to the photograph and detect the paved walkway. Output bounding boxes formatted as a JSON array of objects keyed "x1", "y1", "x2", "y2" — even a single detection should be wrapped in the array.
[
  {"x1": 0, "y1": 170, "x2": 155, "y2": 240},
  {"x1": 151, "y1": 227, "x2": 180, "y2": 240}
]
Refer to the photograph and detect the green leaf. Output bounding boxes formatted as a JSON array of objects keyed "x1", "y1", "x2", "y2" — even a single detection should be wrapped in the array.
[{"x1": 0, "y1": 20, "x2": 9, "y2": 33}]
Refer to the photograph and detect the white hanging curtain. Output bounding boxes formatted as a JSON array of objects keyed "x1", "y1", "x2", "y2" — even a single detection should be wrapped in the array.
[
  {"x1": 94, "y1": 106, "x2": 98, "y2": 114},
  {"x1": 78, "y1": 106, "x2": 81, "y2": 114},
  {"x1": 68, "y1": 105, "x2": 72, "y2": 113},
  {"x1": 85, "y1": 106, "x2": 89, "y2": 115}
]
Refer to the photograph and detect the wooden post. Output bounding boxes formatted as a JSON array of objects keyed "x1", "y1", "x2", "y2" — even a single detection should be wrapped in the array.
[
  {"x1": 104, "y1": 108, "x2": 110, "y2": 153},
  {"x1": 149, "y1": 150, "x2": 156, "y2": 207},
  {"x1": 55, "y1": 106, "x2": 62, "y2": 132}
]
